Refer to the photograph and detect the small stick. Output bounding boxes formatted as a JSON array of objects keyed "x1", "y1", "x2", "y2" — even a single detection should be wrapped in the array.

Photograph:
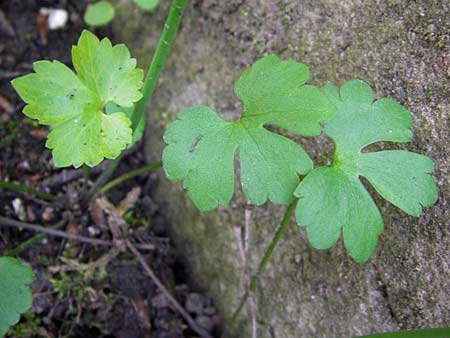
[
  {"x1": 0, "y1": 216, "x2": 156, "y2": 251},
  {"x1": 126, "y1": 241, "x2": 213, "y2": 338}
]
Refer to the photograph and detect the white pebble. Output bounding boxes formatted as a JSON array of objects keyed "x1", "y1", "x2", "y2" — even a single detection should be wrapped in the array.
[{"x1": 40, "y1": 8, "x2": 69, "y2": 30}]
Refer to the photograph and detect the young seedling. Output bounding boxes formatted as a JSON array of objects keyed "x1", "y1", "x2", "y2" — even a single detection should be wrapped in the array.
[
  {"x1": 84, "y1": 0, "x2": 160, "y2": 27},
  {"x1": 162, "y1": 54, "x2": 439, "y2": 324},
  {"x1": 162, "y1": 55, "x2": 438, "y2": 262},
  {"x1": 12, "y1": 30, "x2": 144, "y2": 168}
]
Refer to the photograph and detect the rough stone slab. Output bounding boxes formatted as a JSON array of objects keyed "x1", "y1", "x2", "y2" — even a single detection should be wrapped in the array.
[{"x1": 113, "y1": 1, "x2": 449, "y2": 337}]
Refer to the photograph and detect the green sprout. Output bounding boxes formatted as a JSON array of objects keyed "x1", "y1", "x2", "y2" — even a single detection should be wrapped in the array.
[
  {"x1": 162, "y1": 57, "x2": 438, "y2": 263},
  {"x1": 84, "y1": 0, "x2": 160, "y2": 27}
]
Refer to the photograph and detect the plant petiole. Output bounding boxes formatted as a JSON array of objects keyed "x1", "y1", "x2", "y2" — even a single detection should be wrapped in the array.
[
  {"x1": 88, "y1": 0, "x2": 188, "y2": 200},
  {"x1": 231, "y1": 198, "x2": 298, "y2": 322}
]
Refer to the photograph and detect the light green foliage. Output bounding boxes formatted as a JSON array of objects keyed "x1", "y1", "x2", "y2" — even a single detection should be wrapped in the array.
[
  {"x1": 134, "y1": 0, "x2": 160, "y2": 11},
  {"x1": 84, "y1": 1, "x2": 116, "y2": 27},
  {"x1": 12, "y1": 30, "x2": 144, "y2": 168},
  {"x1": 106, "y1": 102, "x2": 145, "y2": 145},
  {"x1": 0, "y1": 257, "x2": 34, "y2": 338},
  {"x1": 163, "y1": 55, "x2": 336, "y2": 211},
  {"x1": 294, "y1": 80, "x2": 438, "y2": 262}
]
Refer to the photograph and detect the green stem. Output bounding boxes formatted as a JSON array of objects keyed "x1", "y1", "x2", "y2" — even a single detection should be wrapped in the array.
[
  {"x1": 131, "y1": 0, "x2": 188, "y2": 130},
  {"x1": 355, "y1": 328, "x2": 450, "y2": 338},
  {"x1": 99, "y1": 161, "x2": 162, "y2": 195},
  {"x1": 231, "y1": 199, "x2": 298, "y2": 322},
  {"x1": 4, "y1": 218, "x2": 67, "y2": 257},
  {"x1": 88, "y1": 0, "x2": 188, "y2": 200},
  {"x1": 0, "y1": 181, "x2": 56, "y2": 202}
]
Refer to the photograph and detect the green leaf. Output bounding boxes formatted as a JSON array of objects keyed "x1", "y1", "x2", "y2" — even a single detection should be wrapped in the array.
[
  {"x1": 294, "y1": 80, "x2": 438, "y2": 262},
  {"x1": 163, "y1": 55, "x2": 336, "y2": 211},
  {"x1": 134, "y1": 0, "x2": 160, "y2": 11},
  {"x1": 84, "y1": 1, "x2": 115, "y2": 27},
  {"x1": 12, "y1": 30, "x2": 144, "y2": 168},
  {"x1": 0, "y1": 257, "x2": 34, "y2": 337},
  {"x1": 106, "y1": 102, "x2": 145, "y2": 145}
]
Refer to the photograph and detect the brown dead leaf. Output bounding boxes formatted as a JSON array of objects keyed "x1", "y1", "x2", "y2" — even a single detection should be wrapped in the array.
[
  {"x1": 117, "y1": 186, "x2": 141, "y2": 215},
  {"x1": 37, "y1": 13, "x2": 48, "y2": 44},
  {"x1": 131, "y1": 297, "x2": 151, "y2": 330},
  {"x1": 30, "y1": 128, "x2": 49, "y2": 138},
  {"x1": 0, "y1": 94, "x2": 13, "y2": 113},
  {"x1": 66, "y1": 222, "x2": 79, "y2": 235}
]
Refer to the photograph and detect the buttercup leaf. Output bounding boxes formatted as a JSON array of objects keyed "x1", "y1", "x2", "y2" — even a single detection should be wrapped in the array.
[
  {"x1": 12, "y1": 30, "x2": 144, "y2": 168},
  {"x1": 295, "y1": 80, "x2": 438, "y2": 262},
  {"x1": 163, "y1": 55, "x2": 336, "y2": 211},
  {"x1": 0, "y1": 257, "x2": 34, "y2": 337}
]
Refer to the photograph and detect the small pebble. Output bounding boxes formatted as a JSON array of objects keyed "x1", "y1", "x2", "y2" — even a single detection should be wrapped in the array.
[
  {"x1": 185, "y1": 293, "x2": 205, "y2": 315},
  {"x1": 152, "y1": 293, "x2": 170, "y2": 308},
  {"x1": 40, "y1": 8, "x2": 68, "y2": 30},
  {"x1": 196, "y1": 315, "x2": 214, "y2": 333}
]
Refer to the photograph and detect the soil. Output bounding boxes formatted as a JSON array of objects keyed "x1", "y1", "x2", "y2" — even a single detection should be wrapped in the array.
[{"x1": 0, "y1": 1, "x2": 220, "y2": 337}]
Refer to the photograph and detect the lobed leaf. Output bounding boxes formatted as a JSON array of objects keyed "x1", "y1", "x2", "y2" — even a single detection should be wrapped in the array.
[
  {"x1": 163, "y1": 55, "x2": 336, "y2": 211},
  {"x1": 12, "y1": 30, "x2": 144, "y2": 168},
  {"x1": 0, "y1": 257, "x2": 34, "y2": 337},
  {"x1": 295, "y1": 80, "x2": 438, "y2": 262}
]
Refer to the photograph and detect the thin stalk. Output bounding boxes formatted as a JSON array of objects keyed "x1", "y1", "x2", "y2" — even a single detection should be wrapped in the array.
[
  {"x1": 131, "y1": 0, "x2": 188, "y2": 130},
  {"x1": 88, "y1": 0, "x2": 188, "y2": 200},
  {"x1": 0, "y1": 181, "x2": 56, "y2": 202},
  {"x1": 356, "y1": 328, "x2": 450, "y2": 338},
  {"x1": 4, "y1": 218, "x2": 67, "y2": 256},
  {"x1": 231, "y1": 199, "x2": 298, "y2": 322},
  {"x1": 83, "y1": 155, "x2": 122, "y2": 204},
  {"x1": 98, "y1": 161, "x2": 162, "y2": 195}
]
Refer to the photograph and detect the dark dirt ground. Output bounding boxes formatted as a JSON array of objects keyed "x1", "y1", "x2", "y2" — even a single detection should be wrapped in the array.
[{"x1": 0, "y1": 1, "x2": 220, "y2": 337}]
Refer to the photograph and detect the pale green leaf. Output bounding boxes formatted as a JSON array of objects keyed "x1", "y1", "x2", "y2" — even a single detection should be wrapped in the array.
[
  {"x1": 72, "y1": 30, "x2": 143, "y2": 107},
  {"x1": 12, "y1": 30, "x2": 144, "y2": 168},
  {"x1": 46, "y1": 110, "x2": 131, "y2": 167},
  {"x1": 10, "y1": 60, "x2": 99, "y2": 125},
  {"x1": 0, "y1": 257, "x2": 34, "y2": 337},
  {"x1": 295, "y1": 79, "x2": 438, "y2": 262},
  {"x1": 163, "y1": 55, "x2": 336, "y2": 211},
  {"x1": 134, "y1": 0, "x2": 160, "y2": 11},
  {"x1": 84, "y1": 1, "x2": 115, "y2": 27},
  {"x1": 106, "y1": 102, "x2": 145, "y2": 145}
]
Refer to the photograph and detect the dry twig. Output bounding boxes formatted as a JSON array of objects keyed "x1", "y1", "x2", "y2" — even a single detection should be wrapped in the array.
[{"x1": 126, "y1": 241, "x2": 213, "y2": 338}]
